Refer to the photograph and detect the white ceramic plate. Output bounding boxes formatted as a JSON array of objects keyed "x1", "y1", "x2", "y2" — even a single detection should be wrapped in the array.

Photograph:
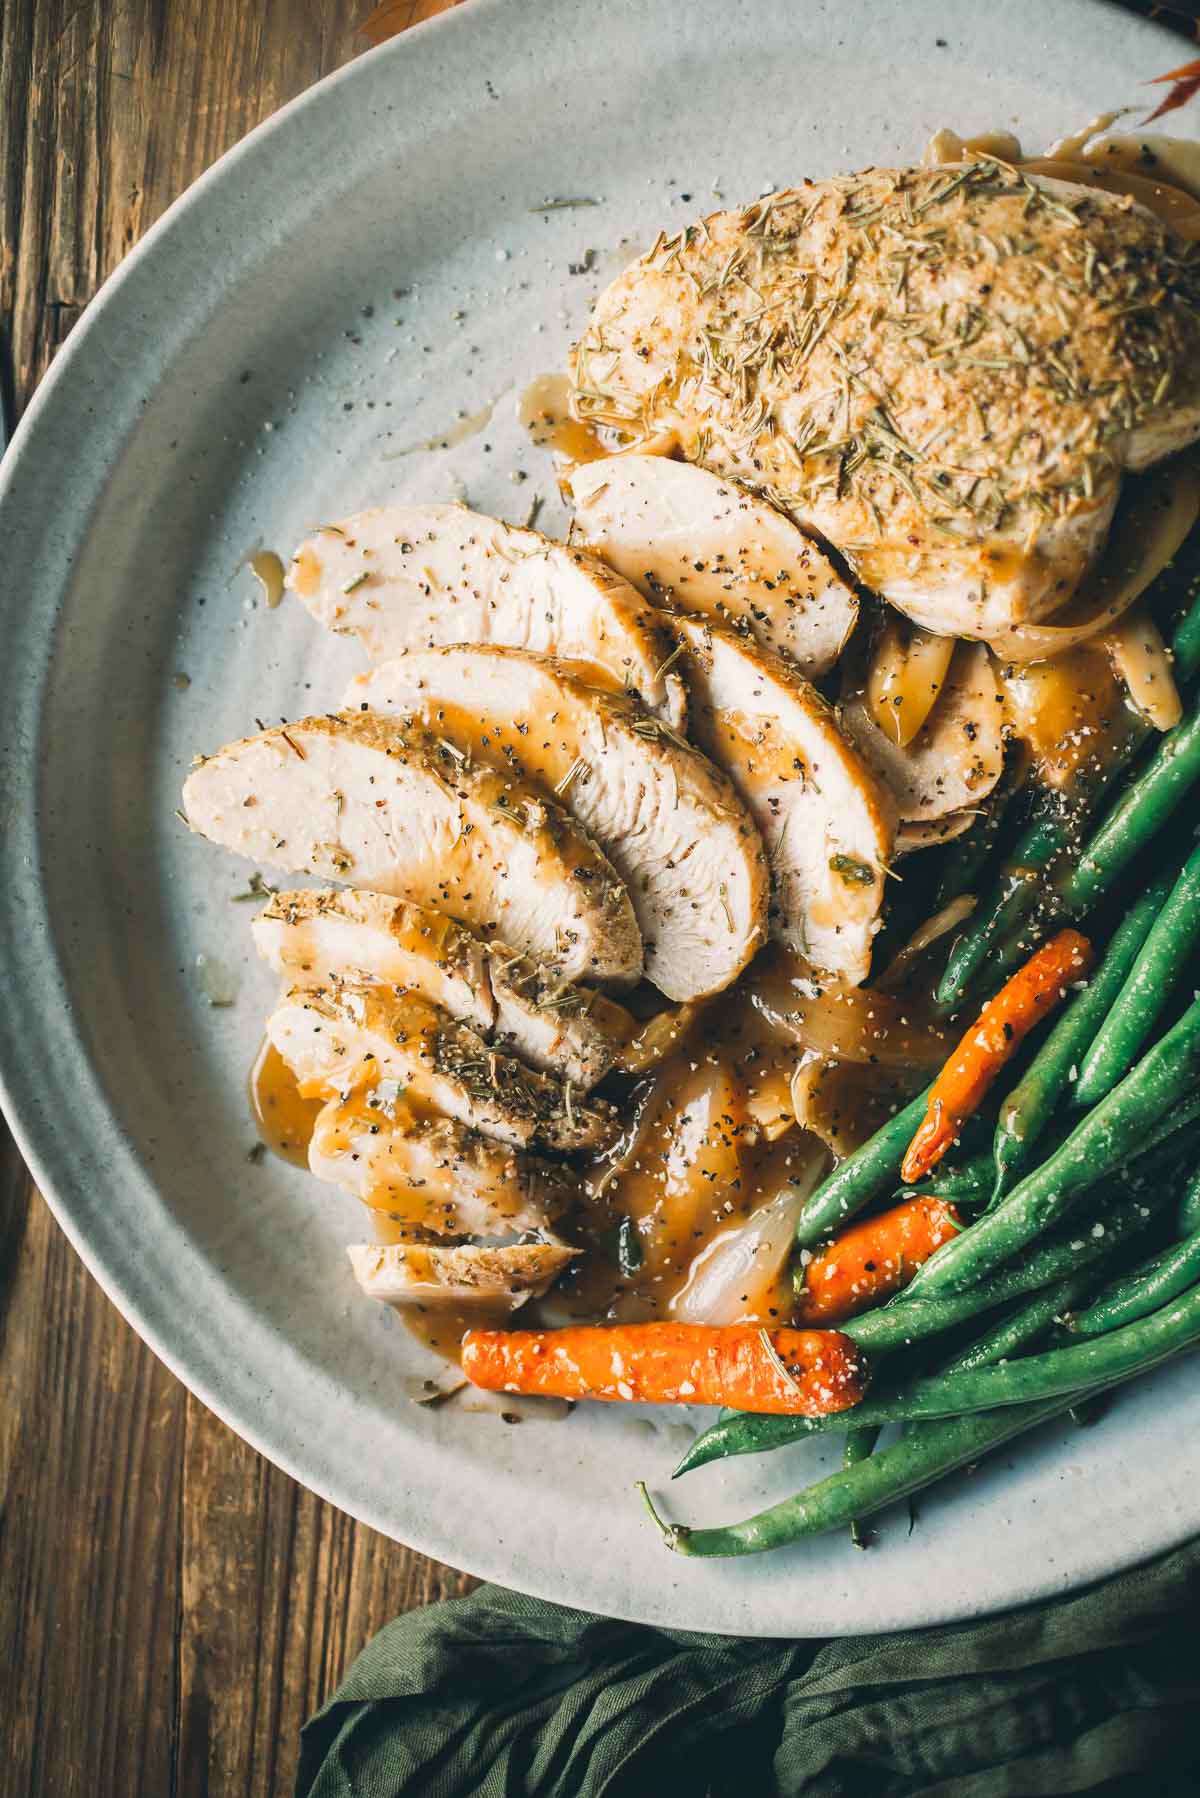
[{"x1": 3, "y1": 0, "x2": 1199, "y2": 1637}]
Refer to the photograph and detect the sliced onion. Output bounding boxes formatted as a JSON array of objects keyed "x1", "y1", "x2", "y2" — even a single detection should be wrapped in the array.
[
  {"x1": 616, "y1": 1001, "x2": 703, "y2": 1074},
  {"x1": 1103, "y1": 609, "x2": 1183, "y2": 732},
  {"x1": 895, "y1": 810, "x2": 981, "y2": 853},
  {"x1": 986, "y1": 456, "x2": 1200, "y2": 663},
  {"x1": 842, "y1": 643, "x2": 1006, "y2": 824},
  {"x1": 1019, "y1": 157, "x2": 1200, "y2": 239},
  {"x1": 745, "y1": 947, "x2": 950, "y2": 1070},
  {"x1": 876, "y1": 894, "x2": 978, "y2": 992},
  {"x1": 996, "y1": 643, "x2": 1138, "y2": 793},
  {"x1": 922, "y1": 128, "x2": 1023, "y2": 167},
  {"x1": 1074, "y1": 133, "x2": 1200, "y2": 204},
  {"x1": 865, "y1": 615, "x2": 957, "y2": 747},
  {"x1": 791, "y1": 1060, "x2": 924, "y2": 1157},
  {"x1": 669, "y1": 1140, "x2": 829, "y2": 1325}
]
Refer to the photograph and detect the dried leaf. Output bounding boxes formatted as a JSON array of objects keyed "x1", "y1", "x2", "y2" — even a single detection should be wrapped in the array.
[{"x1": 1143, "y1": 57, "x2": 1200, "y2": 124}]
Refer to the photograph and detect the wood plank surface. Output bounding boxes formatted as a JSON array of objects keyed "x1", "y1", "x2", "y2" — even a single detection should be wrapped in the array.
[
  {"x1": 0, "y1": 5, "x2": 469, "y2": 1796},
  {"x1": 6, "y1": 4, "x2": 1199, "y2": 1796}
]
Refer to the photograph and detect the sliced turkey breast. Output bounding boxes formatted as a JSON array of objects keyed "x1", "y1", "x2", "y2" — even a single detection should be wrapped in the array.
[
  {"x1": 253, "y1": 889, "x2": 494, "y2": 1034},
  {"x1": 839, "y1": 642, "x2": 1007, "y2": 828},
  {"x1": 268, "y1": 984, "x2": 617, "y2": 1154},
  {"x1": 346, "y1": 647, "x2": 769, "y2": 1001},
  {"x1": 309, "y1": 1089, "x2": 574, "y2": 1240},
  {"x1": 182, "y1": 712, "x2": 641, "y2": 988},
  {"x1": 571, "y1": 162, "x2": 1200, "y2": 639},
  {"x1": 484, "y1": 946, "x2": 632, "y2": 1089},
  {"x1": 348, "y1": 1241, "x2": 574, "y2": 1308},
  {"x1": 287, "y1": 503, "x2": 686, "y2": 726},
  {"x1": 567, "y1": 457, "x2": 857, "y2": 674},
  {"x1": 670, "y1": 616, "x2": 894, "y2": 985},
  {"x1": 252, "y1": 888, "x2": 631, "y2": 1089}
]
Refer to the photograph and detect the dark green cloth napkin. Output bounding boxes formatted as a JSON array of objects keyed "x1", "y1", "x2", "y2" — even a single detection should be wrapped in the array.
[{"x1": 298, "y1": 1537, "x2": 1200, "y2": 1796}]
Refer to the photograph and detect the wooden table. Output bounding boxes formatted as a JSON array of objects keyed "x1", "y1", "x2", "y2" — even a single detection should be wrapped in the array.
[
  {"x1": 0, "y1": 6, "x2": 471, "y2": 1793},
  {"x1": 8, "y1": 3, "x2": 1200, "y2": 1792}
]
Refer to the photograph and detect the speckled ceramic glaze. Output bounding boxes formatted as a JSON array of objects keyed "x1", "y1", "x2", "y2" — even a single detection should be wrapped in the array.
[{"x1": 1, "y1": 0, "x2": 1197, "y2": 1636}]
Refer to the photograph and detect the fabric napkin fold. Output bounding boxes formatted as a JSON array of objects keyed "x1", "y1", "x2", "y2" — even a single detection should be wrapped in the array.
[{"x1": 297, "y1": 1535, "x2": 1200, "y2": 1796}]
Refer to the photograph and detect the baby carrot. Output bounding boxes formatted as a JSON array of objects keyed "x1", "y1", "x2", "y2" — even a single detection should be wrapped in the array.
[
  {"x1": 900, "y1": 929, "x2": 1093, "y2": 1185},
  {"x1": 460, "y1": 1322, "x2": 869, "y2": 1417},
  {"x1": 795, "y1": 1197, "x2": 962, "y2": 1324}
]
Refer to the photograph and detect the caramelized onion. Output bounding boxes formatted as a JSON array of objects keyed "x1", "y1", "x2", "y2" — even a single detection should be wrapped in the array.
[
  {"x1": 616, "y1": 1001, "x2": 703, "y2": 1074},
  {"x1": 745, "y1": 948, "x2": 950, "y2": 1071},
  {"x1": 1072, "y1": 132, "x2": 1200, "y2": 204},
  {"x1": 876, "y1": 894, "x2": 978, "y2": 992},
  {"x1": 986, "y1": 456, "x2": 1200, "y2": 663},
  {"x1": 895, "y1": 810, "x2": 981, "y2": 853},
  {"x1": 865, "y1": 616, "x2": 957, "y2": 747},
  {"x1": 1103, "y1": 609, "x2": 1183, "y2": 732},
  {"x1": 996, "y1": 643, "x2": 1138, "y2": 793},
  {"x1": 1019, "y1": 157, "x2": 1200, "y2": 238},
  {"x1": 791, "y1": 1060, "x2": 923, "y2": 1158},
  {"x1": 669, "y1": 1141, "x2": 829, "y2": 1325}
]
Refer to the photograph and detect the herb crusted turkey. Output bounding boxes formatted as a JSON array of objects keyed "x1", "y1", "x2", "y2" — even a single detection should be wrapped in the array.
[{"x1": 571, "y1": 158, "x2": 1200, "y2": 640}]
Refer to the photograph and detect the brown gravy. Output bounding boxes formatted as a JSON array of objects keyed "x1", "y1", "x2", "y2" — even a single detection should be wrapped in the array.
[
  {"x1": 518, "y1": 371, "x2": 610, "y2": 464},
  {"x1": 248, "y1": 1038, "x2": 325, "y2": 1167},
  {"x1": 248, "y1": 550, "x2": 286, "y2": 608},
  {"x1": 998, "y1": 644, "x2": 1138, "y2": 791}
]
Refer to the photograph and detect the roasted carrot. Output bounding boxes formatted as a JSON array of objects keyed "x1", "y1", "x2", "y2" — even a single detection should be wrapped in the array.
[
  {"x1": 460, "y1": 1322, "x2": 868, "y2": 1417},
  {"x1": 900, "y1": 928, "x2": 1093, "y2": 1185},
  {"x1": 796, "y1": 1196, "x2": 963, "y2": 1323}
]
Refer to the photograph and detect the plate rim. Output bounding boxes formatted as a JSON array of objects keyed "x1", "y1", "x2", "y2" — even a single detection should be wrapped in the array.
[{"x1": 1, "y1": 0, "x2": 1198, "y2": 1637}]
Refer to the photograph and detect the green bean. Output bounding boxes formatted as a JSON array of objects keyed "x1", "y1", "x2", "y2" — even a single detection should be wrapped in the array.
[
  {"x1": 646, "y1": 1390, "x2": 1099, "y2": 1555},
  {"x1": 935, "y1": 589, "x2": 1200, "y2": 1017},
  {"x1": 1073, "y1": 843, "x2": 1200, "y2": 1106},
  {"x1": 655, "y1": 1293, "x2": 1200, "y2": 1543},
  {"x1": 934, "y1": 802, "x2": 1066, "y2": 1016},
  {"x1": 744, "y1": 1277, "x2": 1198, "y2": 1438},
  {"x1": 1177, "y1": 1163, "x2": 1200, "y2": 1238},
  {"x1": 906, "y1": 996, "x2": 1200, "y2": 1297},
  {"x1": 896, "y1": 1151, "x2": 995, "y2": 1208},
  {"x1": 848, "y1": 1183, "x2": 1161, "y2": 1350},
  {"x1": 687, "y1": 1032, "x2": 1196, "y2": 1484},
  {"x1": 991, "y1": 877, "x2": 1172, "y2": 1200},
  {"x1": 932, "y1": 781, "x2": 1018, "y2": 910},
  {"x1": 1068, "y1": 1228, "x2": 1200, "y2": 1338},
  {"x1": 1059, "y1": 701, "x2": 1200, "y2": 916},
  {"x1": 793, "y1": 1085, "x2": 931, "y2": 1249},
  {"x1": 674, "y1": 1257, "x2": 1113, "y2": 1476},
  {"x1": 1127, "y1": 1089, "x2": 1200, "y2": 1163},
  {"x1": 937, "y1": 1272, "x2": 1096, "y2": 1375},
  {"x1": 1172, "y1": 586, "x2": 1200, "y2": 685},
  {"x1": 819, "y1": 1284, "x2": 1200, "y2": 1429},
  {"x1": 843, "y1": 1425, "x2": 882, "y2": 1548}
]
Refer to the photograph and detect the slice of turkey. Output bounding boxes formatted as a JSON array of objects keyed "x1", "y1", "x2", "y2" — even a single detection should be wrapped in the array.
[
  {"x1": 348, "y1": 1241, "x2": 573, "y2": 1308},
  {"x1": 568, "y1": 456, "x2": 857, "y2": 675},
  {"x1": 267, "y1": 983, "x2": 617, "y2": 1154},
  {"x1": 309, "y1": 1090, "x2": 574, "y2": 1240},
  {"x1": 254, "y1": 888, "x2": 493, "y2": 1033},
  {"x1": 485, "y1": 946, "x2": 633, "y2": 1089},
  {"x1": 670, "y1": 616, "x2": 894, "y2": 985},
  {"x1": 253, "y1": 888, "x2": 631, "y2": 1088},
  {"x1": 570, "y1": 167, "x2": 1200, "y2": 638},
  {"x1": 287, "y1": 503, "x2": 686, "y2": 726},
  {"x1": 346, "y1": 647, "x2": 768, "y2": 1002},
  {"x1": 182, "y1": 712, "x2": 641, "y2": 989}
]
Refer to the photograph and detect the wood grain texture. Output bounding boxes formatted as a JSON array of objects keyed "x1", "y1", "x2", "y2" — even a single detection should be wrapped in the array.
[{"x1": 0, "y1": 5, "x2": 470, "y2": 1796}]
